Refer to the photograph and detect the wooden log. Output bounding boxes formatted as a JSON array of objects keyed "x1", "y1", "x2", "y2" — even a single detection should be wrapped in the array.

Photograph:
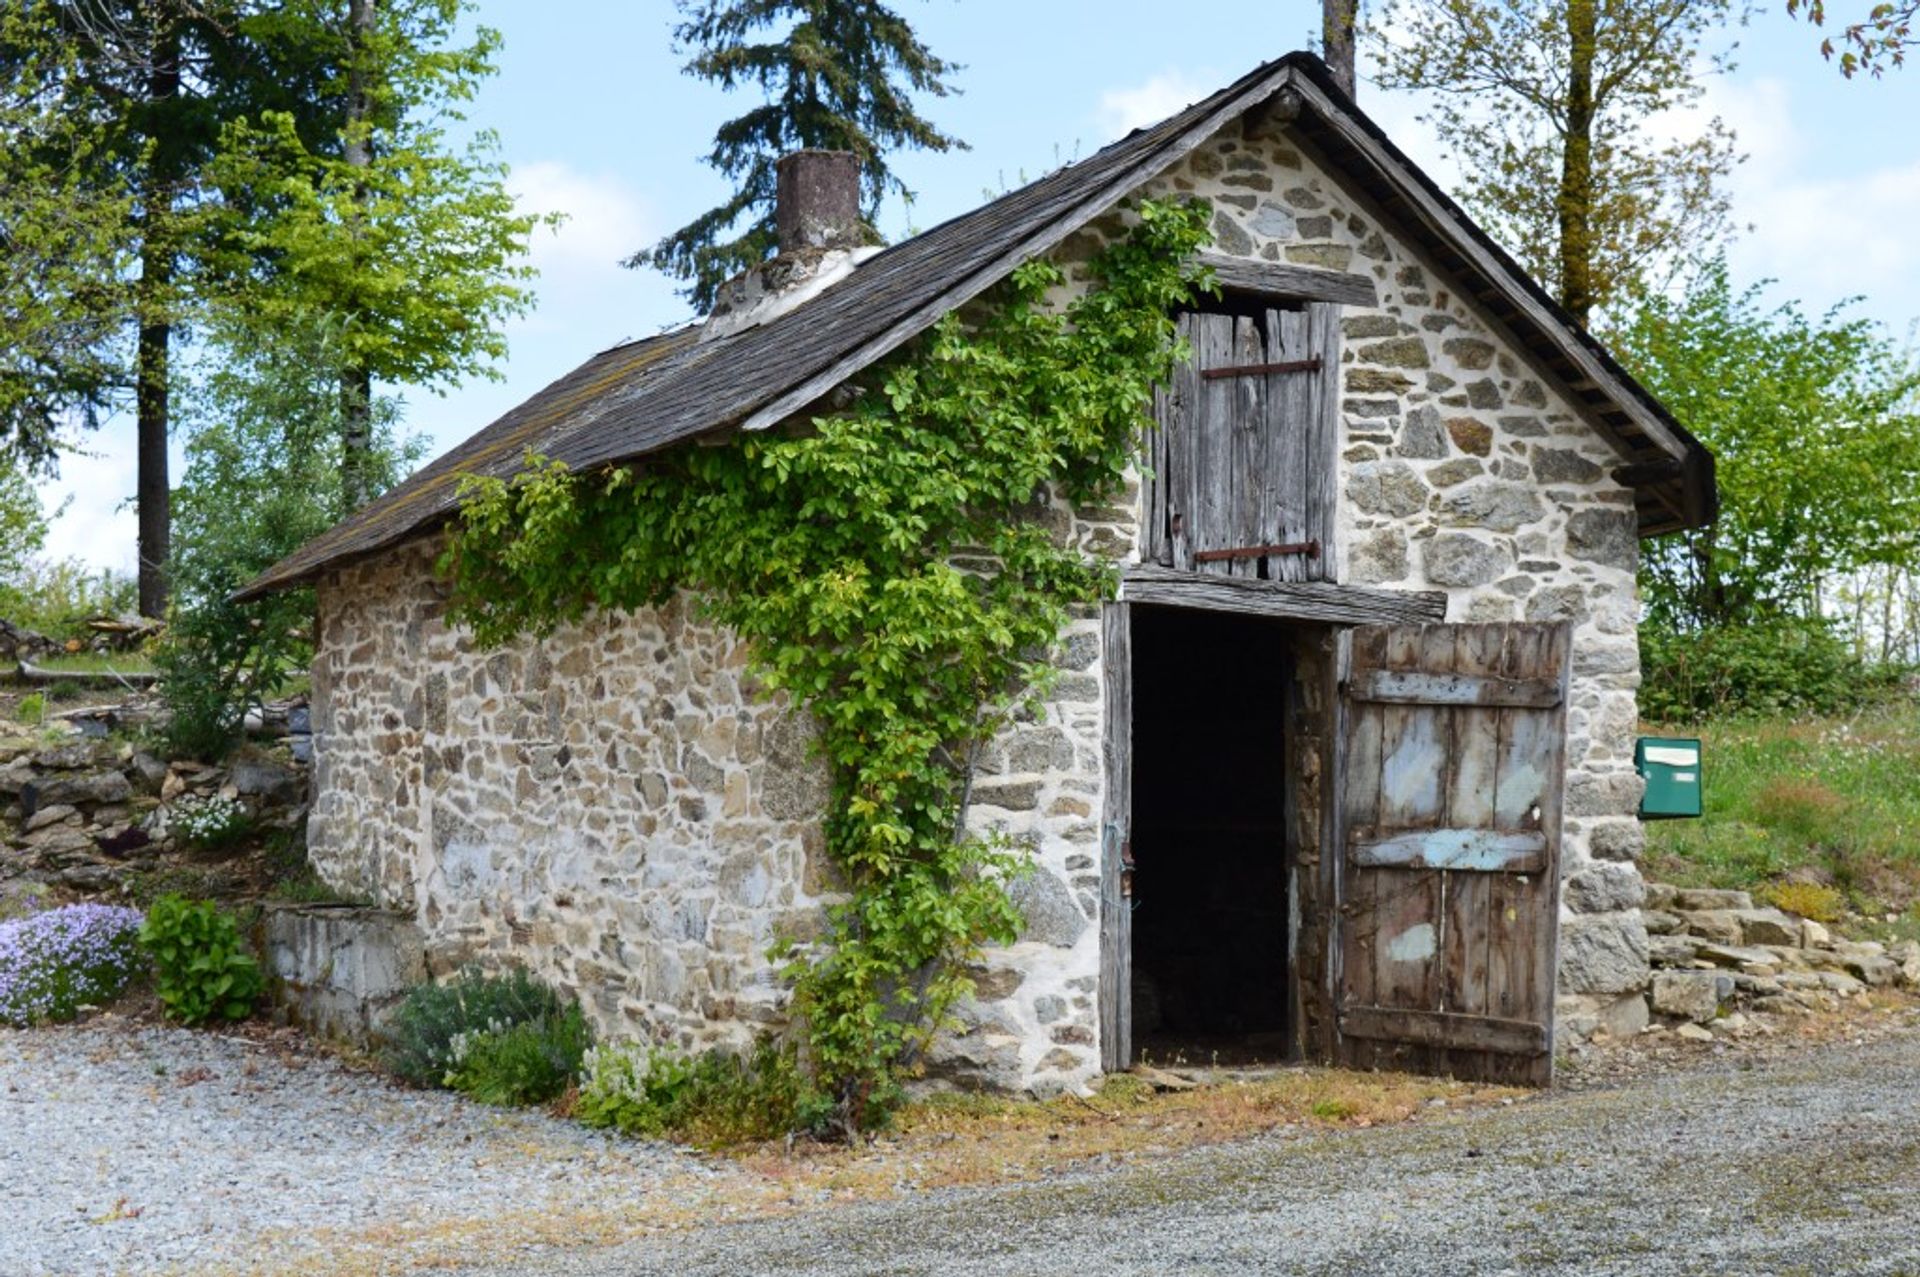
[{"x1": 1121, "y1": 565, "x2": 1445, "y2": 627}]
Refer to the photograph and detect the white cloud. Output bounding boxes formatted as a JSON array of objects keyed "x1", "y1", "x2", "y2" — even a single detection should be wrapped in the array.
[
  {"x1": 36, "y1": 428, "x2": 147, "y2": 578},
  {"x1": 1661, "y1": 73, "x2": 1920, "y2": 326},
  {"x1": 507, "y1": 160, "x2": 667, "y2": 337},
  {"x1": 1096, "y1": 71, "x2": 1217, "y2": 140}
]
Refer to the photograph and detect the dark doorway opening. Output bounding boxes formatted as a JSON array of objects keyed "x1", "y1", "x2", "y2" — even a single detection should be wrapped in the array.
[{"x1": 1129, "y1": 605, "x2": 1292, "y2": 1067}]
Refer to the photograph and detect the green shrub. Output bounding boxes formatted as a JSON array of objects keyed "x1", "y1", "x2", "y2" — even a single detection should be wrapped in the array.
[
  {"x1": 576, "y1": 1039, "x2": 835, "y2": 1146},
  {"x1": 1640, "y1": 615, "x2": 1903, "y2": 723},
  {"x1": 383, "y1": 966, "x2": 588, "y2": 1104},
  {"x1": 138, "y1": 894, "x2": 265, "y2": 1025},
  {"x1": 15, "y1": 693, "x2": 45, "y2": 726},
  {"x1": 447, "y1": 1009, "x2": 591, "y2": 1106}
]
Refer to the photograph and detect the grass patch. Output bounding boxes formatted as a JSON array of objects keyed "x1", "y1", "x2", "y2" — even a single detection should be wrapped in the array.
[
  {"x1": 1644, "y1": 699, "x2": 1920, "y2": 918},
  {"x1": 723, "y1": 1067, "x2": 1518, "y2": 1193},
  {"x1": 25, "y1": 651, "x2": 157, "y2": 676}
]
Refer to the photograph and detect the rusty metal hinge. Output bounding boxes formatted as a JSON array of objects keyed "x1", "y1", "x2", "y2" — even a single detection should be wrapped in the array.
[
  {"x1": 1194, "y1": 539, "x2": 1320, "y2": 564},
  {"x1": 1200, "y1": 356, "x2": 1323, "y2": 380}
]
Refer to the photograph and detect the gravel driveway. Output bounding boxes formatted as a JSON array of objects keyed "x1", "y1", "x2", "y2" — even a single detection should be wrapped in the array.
[
  {"x1": 460, "y1": 1023, "x2": 1920, "y2": 1277},
  {"x1": 0, "y1": 1020, "x2": 726, "y2": 1277},
  {"x1": 11, "y1": 1016, "x2": 1920, "y2": 1276}
]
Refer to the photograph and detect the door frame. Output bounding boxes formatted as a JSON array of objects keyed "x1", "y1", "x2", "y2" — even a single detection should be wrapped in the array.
[{"x1": 1099, "y1": 581, "x2": 1447, "y2": 1072}]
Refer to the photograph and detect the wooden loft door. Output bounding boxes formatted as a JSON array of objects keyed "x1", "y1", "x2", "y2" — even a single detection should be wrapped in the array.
[{"x1": 1145, "y1": 304, "x2": 1340, "y2": 583}]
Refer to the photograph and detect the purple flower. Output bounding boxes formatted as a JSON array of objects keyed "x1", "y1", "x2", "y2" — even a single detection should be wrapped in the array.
[{"x1": 0, "y1": 903, "x2": 146, "y2": 1026}]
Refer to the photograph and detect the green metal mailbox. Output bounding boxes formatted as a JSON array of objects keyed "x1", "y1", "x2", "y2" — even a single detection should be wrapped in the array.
[{"x1": 1636, "y1": 736, "x2": 1702, "y2": 820}]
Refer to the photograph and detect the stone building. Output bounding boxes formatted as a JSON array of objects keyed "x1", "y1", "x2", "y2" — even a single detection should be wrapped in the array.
[{"x1": 243, "y1": 54, "x2": 1715, "y2": 1093}]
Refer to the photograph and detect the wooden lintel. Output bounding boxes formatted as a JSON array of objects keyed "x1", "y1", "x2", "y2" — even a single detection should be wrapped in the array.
[
  {"x1": 1194, "y1": 253, "x2": 1379, "y2": 307},
  {"x1": 1349, "y1": 828, "x2": 1547, "y2": 873},
  {"x1": 1121, "y1": 565, "x2": 1445, "y2": 626},
  {"x1": 1347, "y1": 667, "x2": 1561, "y2": 709},
  {"x1": 1339, "y1": 1006, "x2": 1548, "y2": 1056}
]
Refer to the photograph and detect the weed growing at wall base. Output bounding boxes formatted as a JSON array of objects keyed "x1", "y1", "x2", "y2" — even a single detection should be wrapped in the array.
[
  {"x1": 385, "y1": 966, "x2": 589, "y2": 1105},
  {"x1": 0, "y1": 903, "x2": 145, "y2": 1026}
]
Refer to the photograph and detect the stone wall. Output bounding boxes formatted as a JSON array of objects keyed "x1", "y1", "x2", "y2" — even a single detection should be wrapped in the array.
[
  {"x1": 310, "y1": 540, "x2": 833, "y2": 1055},
  {"x1": 308, "y1": 506, "x2": 1130, "y2": 1090}
]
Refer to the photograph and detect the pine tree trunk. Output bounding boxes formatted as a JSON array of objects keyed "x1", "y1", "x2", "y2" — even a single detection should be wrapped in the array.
[
  {"x1": 136, "y1": 14, "x2": 183, "y2": 619},
  {"x1": 1557, "y1": 0, "x2": 1597, "y2": 327},
  {"x1": 341, "y1": 0, "x2": 376, "y2": 509},
  {"x1": 1323, "y1": 0, "x2": 1358, "y2": 98},
  {"x1": 136, "y1": 246, "x2": 171, "y2": 618}
]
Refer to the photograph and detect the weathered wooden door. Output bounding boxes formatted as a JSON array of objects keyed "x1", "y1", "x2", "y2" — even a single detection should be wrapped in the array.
[
  {"x1": 1145, "y1": 306, "x2": 1339, "y2": 582},
  {"x1": 1333, "y1": 622, "x2": 1570, "y2": 1085}
]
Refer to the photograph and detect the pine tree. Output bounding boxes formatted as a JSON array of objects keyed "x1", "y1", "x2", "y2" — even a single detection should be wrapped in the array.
[{"x1": 633, "y1": 0, "x2": 965, "y2": 313}]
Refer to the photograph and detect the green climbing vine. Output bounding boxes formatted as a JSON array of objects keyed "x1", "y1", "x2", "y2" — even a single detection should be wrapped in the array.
[{"x1": 442, "y1": 197, "x2": 1213, "y2": 1129}]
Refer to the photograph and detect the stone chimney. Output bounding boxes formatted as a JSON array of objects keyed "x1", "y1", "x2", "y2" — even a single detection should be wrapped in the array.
[
  {"x1": 705, "y1": 149, "x2": 875, "y2": 339},
  {"x1": 776, "y1": 150, "x2": 862, "y2": 252}
]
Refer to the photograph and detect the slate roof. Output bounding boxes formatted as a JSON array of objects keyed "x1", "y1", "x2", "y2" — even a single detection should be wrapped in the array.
[{"x1": 238, "y1": 52, "x2": 1712, "y2": 601}]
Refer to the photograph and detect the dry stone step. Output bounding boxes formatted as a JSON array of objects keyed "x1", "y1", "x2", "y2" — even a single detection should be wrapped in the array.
[
  {"x1": 1733, "y1": 909, "x2": 1802, "y2": 947},
  {"x1": 1641, "y1": 909, "x2": 1685, "y2": 936},
  {"x1": 1674, "y1": 888, "x2": 1755, "y2": 911},
  {"x1": 1693, "y1": 942, "x2": 1778, "y2": 967},
  {"x1": 1648, "y1": 935, "x2": 1700, "y2": 967},
  {"x1": 1674, "y1": 910, "x2": 1745, "y2": 946},
  {"x1": 1650, "y1": 970, "x2": 1732, "y2": 1023}
]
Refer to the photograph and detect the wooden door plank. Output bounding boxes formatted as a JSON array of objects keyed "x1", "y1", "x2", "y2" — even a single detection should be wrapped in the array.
[
  {"x1": 1194, "y1": 315, "x2": 1236, "y2": 575},
  {"x1": 1267, "y1": 308, "x2": 1312, "y2": 584},
  {"x1": 1338, "y1": 1006, "x2": 1549, "y2": 1055},
  {"x1": 1304, "y1": 302, "x2": 1341, "y2": 583},
  {"x1": 1338, "y1": 626, "x2": 1388, "y2": 1070},
  {"x1": 1527, "y1": 623, "x2": 1572, "y2": 1085},
  {"x1": 1098, "y1": 602, "x2": 1133, "y2": 1072},
  {"x1": 1147, "y1": 383, "x2": 1170, "y2": 566},
  {"x1": 1370, "y1": 628, "x2": 1444, "y2": 1073},
  {"x1": 1169, "y1": 314, "x2": 1201, "y2": 571},
  {"x1": 1229, "y1": 315, "x2": 1266, "y2": 579},
  {"x1": 1440, "y1": 626, "x2": 1500, "y2": 1078}
]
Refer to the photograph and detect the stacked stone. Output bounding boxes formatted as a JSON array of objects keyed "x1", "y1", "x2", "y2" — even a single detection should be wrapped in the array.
[
  {"x1": 310, "y1": 540, "x2": 838, "y2": 1059},
  {"x1": 0, "y1": 713, "x2": 306, "y2": 899},
  {"x1": 1642, "y1": 883, "x2": 1920, "y2": 1028}
]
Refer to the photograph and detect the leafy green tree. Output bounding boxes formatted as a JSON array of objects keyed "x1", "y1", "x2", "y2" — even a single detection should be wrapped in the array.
[
  {"x1": 158, "y1": 315, "x2": 421, "y2": 759},
  {"x1": 1369, "y1": 0, "x2": 1743, "y2": 325},
  {"x1": 633, "y1": 0, "x2": 965, "y2": 312},
  {"x1": 1613, "y1": 259, "x2": 1920, "y2": 630},
  {"x1": 0, "y1": 452, "x2": 52, "y2": 604},
  {"x1": 1788, "y1": 0, "x2": 1916, "y2": 75},
  {"x1": 0, "y1": 0, "x2": 334, "y2": 616},
  {"x1": 206, "y1": 0, "x2": 541, "y2": 508},
  {"x1": 0, "y1": 4, "x2": 132, "y2": 471}
]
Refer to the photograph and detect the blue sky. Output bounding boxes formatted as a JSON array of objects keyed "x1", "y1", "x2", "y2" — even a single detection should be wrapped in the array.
[{"x1": 38, "y1": 0, "x2": 1920, "y2": 571}]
